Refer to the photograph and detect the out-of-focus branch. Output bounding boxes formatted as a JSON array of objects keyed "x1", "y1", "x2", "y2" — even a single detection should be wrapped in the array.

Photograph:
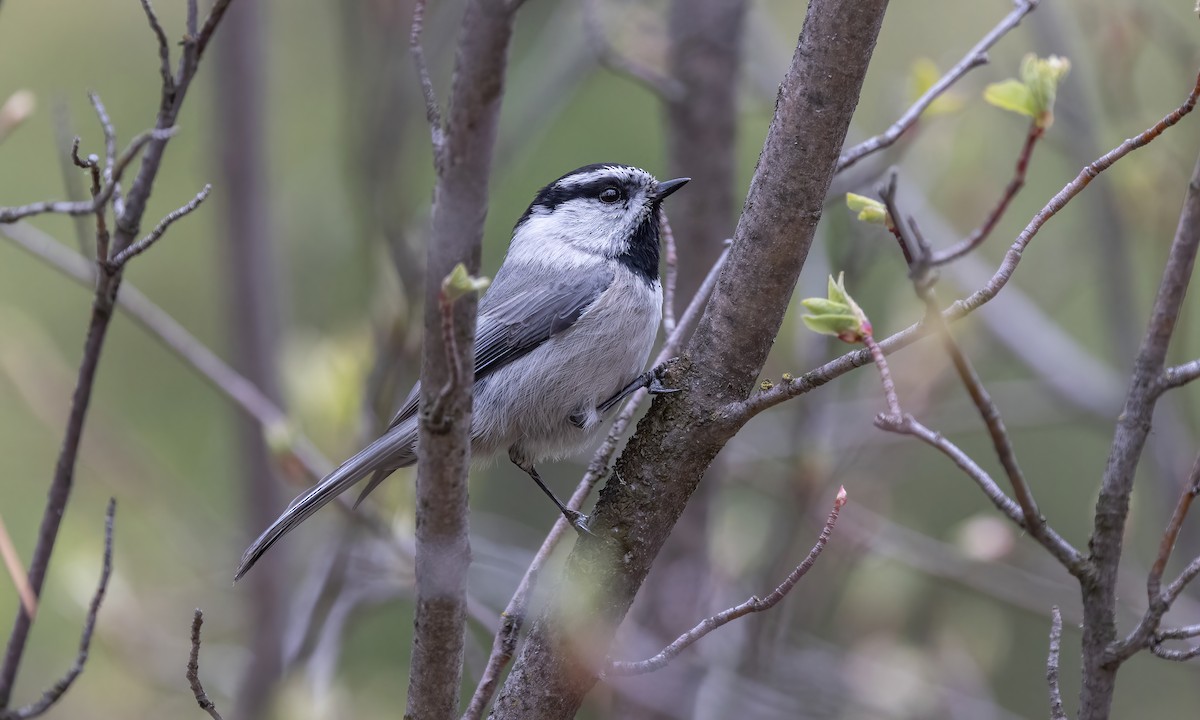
[
  {"x1": 582, "y1": 0, "x2": 683, "y2": 100},
  {"x1": 492, "y1": 1, "x2": 889, "y2": 716},
  {"x1": 406, "y1": 0, "x2": 522, "y2": 715},
  {"x1": 836, "y1": 0, "x2": 1038, "y2": 173},
  {"x1": 606, "y1": 488, "x2": 845, "y2": 676},
  {"x1": 410, "y1": 0, "x2": 445, "y2": 162},
  {"x1": 1079, "y1": 144, "x2": 1200, "y2": 719},
  {"x1": 463, "y1": 246, "x2": 728, "y2": 720},
  {"x1": 0, "y1": 516, "x2": 35, "y2": 620},
  {"x1": 186, "y1": 610, "x2": 225, "y2": 720},
  {"x1": 0, "y1": 500, "x2": 115, "y2": 720},
  {"x1": 1047, "y1": 606, "x2": 1067, "y2": 720},
  {"x1": 736, "y1": 67, "x2": 1200, "y2": 423}
]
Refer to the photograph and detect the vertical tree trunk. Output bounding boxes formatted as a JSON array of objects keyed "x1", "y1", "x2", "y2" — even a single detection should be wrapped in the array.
[{"x1": 213, "y1": 2, "x2": 286, "y2": 716}]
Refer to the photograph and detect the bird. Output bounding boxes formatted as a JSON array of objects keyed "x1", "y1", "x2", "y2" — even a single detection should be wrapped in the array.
[{"x1": 235, "y1": 163, "x2": 688, "y2": 581}]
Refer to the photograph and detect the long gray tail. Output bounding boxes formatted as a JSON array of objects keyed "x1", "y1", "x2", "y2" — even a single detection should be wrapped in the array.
[{"x1": 234, "y1": 420, "x2": 417, "y2": 581}]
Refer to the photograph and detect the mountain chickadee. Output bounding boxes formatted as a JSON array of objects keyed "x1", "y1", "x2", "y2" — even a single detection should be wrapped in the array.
[{"x1": 235, "y1": 163, "x2": 688, "y2": 581}]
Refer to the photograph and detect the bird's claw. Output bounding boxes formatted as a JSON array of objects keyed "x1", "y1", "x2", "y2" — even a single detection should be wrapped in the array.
[
  {"x1": 564, "y1": 509, "x2": 595, "y2": 536},
  {"x1": 647, "y1": 363, "x2": 679, "y2": 395}
]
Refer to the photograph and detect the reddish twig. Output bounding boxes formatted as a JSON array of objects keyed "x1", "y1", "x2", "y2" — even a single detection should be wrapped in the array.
[
  {"x1": 606, "y1": 487, "x2": 846, "y2": 676},
  {"x1": 836, "y1": 0, "x2": 1039, "y2": 173},
  {"x1": 931, "y1": 121, "x2": 1044, "y2": 266},
  {"x1": 186, "y1": 610, "x2": 224, "y2": 720},
  {"x1": 0, "y1": 500, "x2": 115, "y2": 720},
  {"x1": 462, "y1": 246, "x2": 729, "y2": 720},
  {"x1": 1047, "y1": 606, "x2": 1067, "y2": 720},
  {"x1": 863, "y1": 334, "x2": 900, "y2": 417}
]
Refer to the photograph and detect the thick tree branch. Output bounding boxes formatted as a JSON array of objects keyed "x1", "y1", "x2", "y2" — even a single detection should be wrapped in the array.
[
  {"x1": 491, "y1": 2, "x2": 889, "y2": 717},
  {"x1": 0, "y1": 500, "x2": 115, "y2": 720},
  {"x1": 836, "y1": 0, "x2": 1038, "y2": 173},
  {"x1": 606, "y1": 487, "x2": 844, "y2": 676},
  {"x1": 1079, "y1": 143, "x2": 1200, "y2": 719},
  {"x1": 463, "y1": 246, "x2": 728, "y2": 720}
]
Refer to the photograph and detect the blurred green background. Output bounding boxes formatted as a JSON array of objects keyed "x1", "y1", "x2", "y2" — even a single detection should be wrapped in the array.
[{"x1": 1, "y1": 0, "x2": 1199, "y2": 717}]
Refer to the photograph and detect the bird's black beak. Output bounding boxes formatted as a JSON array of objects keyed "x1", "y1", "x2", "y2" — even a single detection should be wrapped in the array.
[{"x1": 654, "y1": 177, "x2": 690, "y2": 202}]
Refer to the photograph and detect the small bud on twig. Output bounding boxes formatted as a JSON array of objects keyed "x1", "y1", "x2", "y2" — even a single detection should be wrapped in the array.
[
  {"x1": 800, "y1": 272, "x2": 873, "y2": 343},
  {"x1": 984, "y1": 53, "x2": 1071, "y2": 128}
]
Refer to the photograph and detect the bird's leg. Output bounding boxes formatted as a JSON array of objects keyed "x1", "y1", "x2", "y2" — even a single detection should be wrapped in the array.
[
  {"x1": 597, "y1": 361, "x2": 679, "y2": 415},
  {"x1": 509, "y1": 449, "x2": 593, "y2": 535}
]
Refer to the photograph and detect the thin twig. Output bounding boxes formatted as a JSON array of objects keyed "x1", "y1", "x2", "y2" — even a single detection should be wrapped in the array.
[
  {"x1": 1149, "y1": 642, "x2": 1200, "y2": 662},
  {"x1": 409, "y1": 0, "x2": 445, "y2": 161},
  {"x1": 462, "y1": 246, "x2": 729, "y2": 720},
  {"x1": 735, "y1": 67, "x2": 1200, "y2": 424},
  {"x1": 863, "y1": 334, "x2": 900, "y2": 417},
  {"x1": 836, "y1": 0, "x2": 1039, "y2": 173},
  {"x1": 186, "y1": 610, "x2": 224, "y2": 720},
  {"x1": 606, "y1": 487, "x2": 846, "y2": 676},
  {"x1": 0, "y1": 127, "x2": 176, "y2": 224},
  {"x1": 0, "y1": 515, "x2": 35, "y2": 620},
  {"x1": 137, "y1": 0, "x2": 175, "y2": 95},
  {"x1": 660, "y1": 209, "x2": 678, "y2": 337},
  {"x1": 86, "y1": 93, "x2": 120, "y2": 218},
  {"x1": 1047, "y1": 606, "x2": 1067, "y2": 720},
  {"x1": 1160, "y1": 358, "x2": 1200, "y2": 393},
  {"x1": 582, "y1": 0, "x2": 683, "y2": 100},
  {"x1": 931, "y1": 121, "x2": 1044, "y2": 266},
  {"x1": 110, "y1": 184, "x2": 211, "y2": 267},
  {"x1": 0, "y1": 500, "x2": 115, "y2": 720}
]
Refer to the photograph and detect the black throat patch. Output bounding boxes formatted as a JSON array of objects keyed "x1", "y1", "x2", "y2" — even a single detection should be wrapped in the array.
[{"x1": 618, "y1": 208, "x2": 661, "y2": 286}]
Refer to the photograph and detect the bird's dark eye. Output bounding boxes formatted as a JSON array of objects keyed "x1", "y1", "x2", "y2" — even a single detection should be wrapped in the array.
[{"x1": 599, "y1": 186, "x2": 622, "y2": 204}]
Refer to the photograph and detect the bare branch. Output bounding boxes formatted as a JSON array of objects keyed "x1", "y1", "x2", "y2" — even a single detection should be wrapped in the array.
[
  {"x1": 110, "y1": 184, "x2": 211, "y2": 267},
  {"x1": 1157, "y1": 623, "x2": 1200, "y2": 641},
  {"x1": 736, "y1": 67, "x2": 1200, "y2": 424},
  {"x1": 863, "y1": 334, "x2": 900, "y2": 417},
  {"x1": 836, "y1": 0, "x2": 1039, "y2": 173},
  {"x1": 1080, "y1": 134, "x2": 1200, "y2": 718},
  {"x1": 583, "y1": 0, "x2": 683, "y2": 100},
  {"x1": 660, "y1": 209, "x2": 678, "y2": 337},
  {"x1": 410, "y1": 0, "x2": 445, "y2": 161},
  {"x1": 137, "y1": 0, "x2": 175, "y2": 95},
  {"x1": 186, "y1": 610, "x2": 224, "y2": 720},
  {"x1": 463, "y1": 245, "x2": 728, "y2": 720},
  {"x1": 1047, "y1": 606, "x2": 1067, "y2": 720},
  {"x1": 0, "y1": 127, "x2": 175, "y2": 225},
  {"x1": 606, "y1": 487, "x2": 846, "y2": 676},
  {"x1": 1, "y1": 500, "x2": 115, "y2": 720},
  {"x1": 1160, "y1": 358, "x2": 1200, "y2": 393}
]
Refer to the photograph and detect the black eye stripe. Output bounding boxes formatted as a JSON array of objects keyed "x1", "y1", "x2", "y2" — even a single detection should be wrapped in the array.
[{"x1": 514, "y1": 164, "x2": 652, "y2": 229}]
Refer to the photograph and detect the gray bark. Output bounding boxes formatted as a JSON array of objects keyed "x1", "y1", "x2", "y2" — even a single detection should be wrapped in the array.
[{"x1": 489, "y1": 1, "x2": 889, "y2": 717}]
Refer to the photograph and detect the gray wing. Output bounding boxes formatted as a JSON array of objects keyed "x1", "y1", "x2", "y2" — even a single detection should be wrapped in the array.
[{"x1": 383, "y1": 264, "x2": 614, "y2": 430}]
